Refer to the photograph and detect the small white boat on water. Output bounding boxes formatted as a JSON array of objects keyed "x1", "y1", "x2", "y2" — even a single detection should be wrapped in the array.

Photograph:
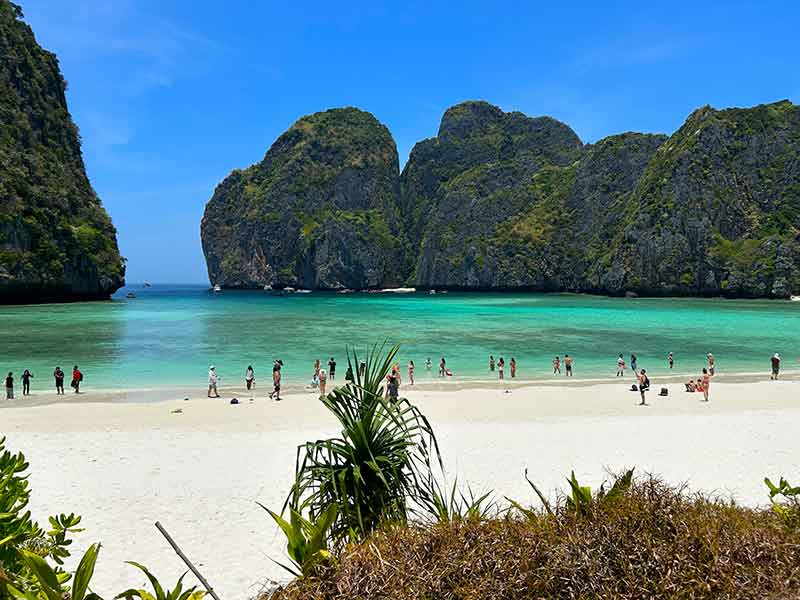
[
  {"x1": 126, "y1": 291, "x2": 136, "y2": 299},
  {"x1": 284, "y1": 287, "x2": 296, "y2": 293},
  {"x1": 429, "y1": 289, "x2": 437, "y2": 295},
  {"x1": 263, "y1": 285, "x2": 273, "y2": 292},
  {"x1": 143, "y1": 281, "x2": 152, "y2": 288},
  {"x1": 381, "y1": 287, "x2": 416, "y2": 294},
  {"x1": 213, "y1": 284, "x2": 222, "y2": 293},
  {"x1": 296, "y1": 289, "x2": 312, "y2": 294},
  {"x1": 791, "y1": 296, "x2": 800, "y2": 302}
]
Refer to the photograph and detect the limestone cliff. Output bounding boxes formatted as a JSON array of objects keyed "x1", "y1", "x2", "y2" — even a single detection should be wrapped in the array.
[
  {"x1": 0, "y1": 0, "x2": 124, "y2": 303},
  {"x1": 201, "y1": 107, "x2": 407, "y2": 289}
]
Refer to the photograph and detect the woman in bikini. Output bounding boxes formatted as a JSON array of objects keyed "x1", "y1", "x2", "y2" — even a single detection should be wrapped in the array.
[{"x1": 701, "y1": 368, "x2": 713, "y2": 402}]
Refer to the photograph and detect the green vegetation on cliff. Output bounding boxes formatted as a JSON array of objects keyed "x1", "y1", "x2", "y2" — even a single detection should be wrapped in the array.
[
  {"x1": 204, "y1": 99, "x2": 800, "y2": 298},
  {"x1": 0, "y1": 0, "x2": 124, "y2": 303},
  {"x1": 201, "y1": 107, "x2": 407, "y2": 289}
]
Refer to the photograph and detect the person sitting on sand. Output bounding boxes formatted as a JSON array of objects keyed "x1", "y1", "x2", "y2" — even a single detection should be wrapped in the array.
[
  {"x1": 318, "y1": 368, "x2": 327, "y2": 397},
  {"x1": 694, "y1": 378, "x2": 704, "y2": 393},
  {"x1": 53, "y1": 366, "x2": 65, "y2": 395},
  {"x1": 553, "y1": 356, "x2": 561, "y2": 375},
  {"x1": 21, "y1": 369, "x2": 33, "y2": 396},
  {"x1": 685, "y1": 380, "x2": 696, "y2": 392},
  {"x1": 498, "y1": 357, "x2": 505, "y2": 379},
  {"x1": 208, "y1": 366, "x2": 220, "y2": 398},
  {"x1": 245, "y1": 365, "x2": 255, "y2": 390},
  {"x1": 637, "y1": 369, "x2": 650, "y2": 406},
  {"x1": 5, "y1": 372, "x2": 13, "y2": 400},
  {"x1": 510, "y1": 357, "x2": 517, "y2": 378},
  {"x1": 616, "y1": 354, "x2": 625, "y2": 377},
  {"x1": 71, "y1": 366, "x2": 83, "y2": 394}
]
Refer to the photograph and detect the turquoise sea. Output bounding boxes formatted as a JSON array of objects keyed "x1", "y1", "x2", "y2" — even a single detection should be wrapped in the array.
[{"x1": 1, "y1": 285, "x2": 798, "y2": 390}]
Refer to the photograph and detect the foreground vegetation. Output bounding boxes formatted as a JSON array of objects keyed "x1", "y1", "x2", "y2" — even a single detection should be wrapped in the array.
[{"x1": 266, "y1": 476, "x2": 800, "y2": 599}]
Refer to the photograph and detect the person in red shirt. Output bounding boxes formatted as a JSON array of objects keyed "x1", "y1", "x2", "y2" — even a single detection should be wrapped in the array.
[{"x1": 71, "y1": 365, "x2": 83, "y2": 394}]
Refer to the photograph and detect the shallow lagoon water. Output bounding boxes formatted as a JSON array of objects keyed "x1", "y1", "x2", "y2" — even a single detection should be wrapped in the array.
[{"x1": 1, "y1": 285, "x2": 798, "y2": 390}]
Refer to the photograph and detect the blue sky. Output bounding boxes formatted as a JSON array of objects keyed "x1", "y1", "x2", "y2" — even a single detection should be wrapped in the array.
[{"x1": 20, "y1": 0, "x2": 800, "y2": 283}]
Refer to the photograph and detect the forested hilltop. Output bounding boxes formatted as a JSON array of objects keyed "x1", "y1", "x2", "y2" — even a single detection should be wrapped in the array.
[
  {"x1": 0, "y1": 0, "x2": 124, "y2": 304},
  {"x1": 203, "y1": 98, "x2": 800, "y2": 298}
]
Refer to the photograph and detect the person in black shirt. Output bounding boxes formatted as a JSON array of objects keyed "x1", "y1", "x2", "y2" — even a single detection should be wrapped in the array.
[
  {"x1": 328, "y1": 357, "x2": 336, "y2": 381},
  {"x1": 54, "y1": 367, "x2": 65, "y2": 394},
  {"x1": 21, "y1": 369, "x2": 33, "y2": 395},
  {"x1": 345, "y1": 365, "x2": 354, "y2": 384},
  {"x1": 5, "y1": 372, "x2": 14, "y2": 400}
]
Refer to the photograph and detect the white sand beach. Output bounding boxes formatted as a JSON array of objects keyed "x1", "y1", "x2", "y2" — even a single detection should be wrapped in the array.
[{"x1": 2, "y1": 377, "x2": 800, "y2": 599}]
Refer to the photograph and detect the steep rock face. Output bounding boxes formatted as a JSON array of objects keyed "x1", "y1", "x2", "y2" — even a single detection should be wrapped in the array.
[
  {"x1": 201, "y1": 107, "x2": 408, "y2": 289},
  {"x1": 0, "y1": 1, "x2": 125, "y2": 303},
  {"x1": 598, "y1": 101, "x2": 800, "y2": 297},
  {"x1": 406, "y1": 101, "x2": 585, "y2": 288},
  {"x1": 400, "y1": 101, "x2": 583, "y2": 251}
]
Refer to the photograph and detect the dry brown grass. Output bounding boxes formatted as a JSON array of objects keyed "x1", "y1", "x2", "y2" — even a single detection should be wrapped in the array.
[{"x1": 265, "y1": 477, "x2": 800, "y2": 599}]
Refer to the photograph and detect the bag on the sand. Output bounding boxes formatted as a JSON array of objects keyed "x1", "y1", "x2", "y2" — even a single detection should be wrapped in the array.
[
  {"x1": 659, "y1": 387, "x2": 668, "y2": 396},
  {"x1": 630, "y1": 384, "x2": 638, "y2": 391}
]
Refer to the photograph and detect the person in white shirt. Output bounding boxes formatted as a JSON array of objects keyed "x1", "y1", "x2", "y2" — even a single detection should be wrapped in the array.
[
  {"x1": 245, "y1": 365, "x2": 255, "y2": 390},
  {"x1": 208, "y1": 366, "x2": 220, "y2": 398}
]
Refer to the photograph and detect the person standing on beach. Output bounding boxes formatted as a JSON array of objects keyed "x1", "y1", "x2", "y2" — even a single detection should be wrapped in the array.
[
  {"x1": 425, "y1": 357, "x2": 432, "y2": 371},
  {"x1": 616, "y1": 354, "x2": 625, "y2": 377},
  {"x1": 208, "y1": 366, "x2": 219, "y2": 398},
  {"x1": 771, "y1": 353, "x2": 781, "y2": 380},
  {"x1": 439, "y1": 357, "x2": 446, "y2": 377},
  {"x1": 318, "y1": 368, "x2": 327, "y2": 397},
  {"x1": 668, "y1": 352, "x2": 674, "y2": 369},
  {"x1": 21, "y1": 369, "x2": 33, "y2": 396},
  {"x1": 564, "y1": 355, "x2": 573, "y2": 377},
  {"x1": 270, "y1": 360, "x2": 282, "y2": 401},
  {"x1": 489, "y1": 355, "x2": 495, "y2": 372},
  {"x1": 630, "y1": 354, "x2": 638, "y2": 375},
  {"x1": 707, "y1": 353, "x2": 715, "y2": 375},
  {"x1": 245, "y1": 365, "x2": 255, "y2": 390},
  {"x1": 5, "y1": 372, "x2": 13, "y2": 400},
  {"x1": 345, "y1": 364, "x2": 354, "y2": 384},
  {"x1": 71, "y1": 366, "x2": 83, "y2": 394},
  {"x1": 637, "y1": 369, "x2": 650, "y2": 406},
  {"x1": 510, "y1": 357, "x2": 517, "y2": 378},
  {"x1": 498, "y1": 357, "x2": 505, "y2": 379},
  {"x1": 314, "y1": 359, "x2": 320, "y2": 382},
  {"x1": 700, "y1": 368, "x2": 713, "y2": 402},
  {"x1": 553, "y1": 356, "x2": 561, "y2": 375},
  {"x1": 53, "y1": 366, "x2": 65, "y2": 394},
  {"x1": 387, "y1": 374, "x2": 399, "y2": 403},
  {"x1": 328, "y1": 357, "x2": 336, "y2": 381},
  {"x1": 408, "y1": 360, "x2": 415, "y2": 385}
]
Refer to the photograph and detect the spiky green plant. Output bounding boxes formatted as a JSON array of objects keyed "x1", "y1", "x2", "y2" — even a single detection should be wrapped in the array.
[
  {"x1": 115, "y1": 563, "x2": 205, "y2": 600},
  {"x1": 8, "y1": 543, "x2": 102, "y2": 600},
  {"x1": 765, "y1": 476, "x2": 800, "y2": 529},
  {"x1": 261, "y1": 504, "x2": 337, "y2": 576},
  {"x1": 288, "y1": 343, "x2": 442, "y2": 546}
]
